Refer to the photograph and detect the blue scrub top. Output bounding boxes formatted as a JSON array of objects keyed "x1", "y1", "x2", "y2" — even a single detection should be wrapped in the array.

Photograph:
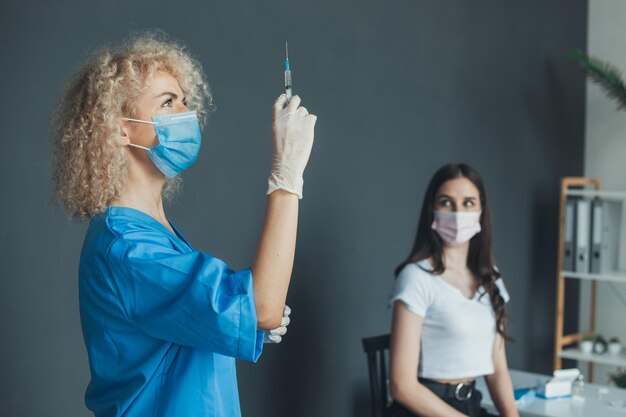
[{"x1": 79, "y1": 206, "x2": 264, "y2": 417}]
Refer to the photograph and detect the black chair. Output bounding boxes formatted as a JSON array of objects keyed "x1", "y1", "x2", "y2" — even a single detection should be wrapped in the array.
[
  {"x1": 362, "y1": 334, "x2": 391, "y2": 417},
  {"x1": 363, "y1": 335, "x2": 499, "y2": 417}
]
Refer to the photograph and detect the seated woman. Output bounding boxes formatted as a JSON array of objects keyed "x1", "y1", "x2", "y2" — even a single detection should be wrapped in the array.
[
  {"x1": 51, "y1": 33, "x2": 316, "y2": 417},
  {"x1": 389, "y1": 163, "x2": 519, "y2": 417}
]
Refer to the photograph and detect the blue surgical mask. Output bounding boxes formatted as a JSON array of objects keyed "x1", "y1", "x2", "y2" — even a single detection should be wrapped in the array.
[{"x1": 122, "y1": 111, "x2": 202, "y2": 178}]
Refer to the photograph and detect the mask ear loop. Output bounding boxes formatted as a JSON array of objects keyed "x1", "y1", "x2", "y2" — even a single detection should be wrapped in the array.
[
  {"x1": 121, "y1": 117, "x2": 155, "y2": 125},
  {"x1": 121, "y1": 117, "x2": 155, "y2": 151},
  {"x1": 127, "y1": 143, "x2": 150, "y2": 150}
]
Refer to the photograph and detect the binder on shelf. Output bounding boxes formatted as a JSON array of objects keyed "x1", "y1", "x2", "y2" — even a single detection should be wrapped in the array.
[
  {"x1": 563, "y1": 198, "x2": 576, "y2": 272},
  {"x1": 575, "y1": 199, "x2": 591, "y2": 273},
  {"x1": 590, "y1": 199, "x2": 605, "y2": 274}
]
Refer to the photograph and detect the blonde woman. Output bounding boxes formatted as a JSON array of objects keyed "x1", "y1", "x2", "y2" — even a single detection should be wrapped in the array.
[{"x1": 52, "y1": 34, "x2": 316, "y2": 417}]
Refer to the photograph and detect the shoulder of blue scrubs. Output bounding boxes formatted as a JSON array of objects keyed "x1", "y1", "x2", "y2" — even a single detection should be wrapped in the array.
[{"x1": 85, "y1": 207, "x2": 264, "y2": 361}]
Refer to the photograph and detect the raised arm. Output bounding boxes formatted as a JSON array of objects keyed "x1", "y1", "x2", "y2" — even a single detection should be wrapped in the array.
[
  {"x1": 252, "y1": 95, "x2": 316, "y2": 329},
  {"x1": 389, "y1": 302, "x2": 467, "y2": 417}
]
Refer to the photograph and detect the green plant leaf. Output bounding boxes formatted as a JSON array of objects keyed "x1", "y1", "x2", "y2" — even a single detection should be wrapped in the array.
[{"x1": 570, "y1": 49, "x2": 626, "y2": 111}]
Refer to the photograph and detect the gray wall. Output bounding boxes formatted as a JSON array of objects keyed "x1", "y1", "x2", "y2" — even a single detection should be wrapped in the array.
[
  {"x1": 583, "y1": 0, "x2": 626, "y2": 384},
  {"x1": 0, "y1": 1, "x2": 587, "y2": 416}
]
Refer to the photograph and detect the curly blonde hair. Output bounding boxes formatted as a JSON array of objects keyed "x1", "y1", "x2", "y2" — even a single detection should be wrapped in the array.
[{"x1": 52, "y1": 32, "x2": 212, "y2": 219}]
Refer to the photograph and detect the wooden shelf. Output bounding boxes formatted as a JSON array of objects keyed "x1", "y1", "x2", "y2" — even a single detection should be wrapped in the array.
[
  {"x1": 554, "y1": 177, "x2": 603, "y2": 378},
  {"x1": 565, "y1": 189, "x2": 626, "y2": 201},
  {"x1": 561, "y1": 270, "x2": 626, "y2": 283},
  {"x1": 559, "y1": 348, "x2": 626, "y2": 367}
]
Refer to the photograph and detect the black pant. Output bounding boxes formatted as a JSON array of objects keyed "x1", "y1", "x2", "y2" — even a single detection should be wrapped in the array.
[{"x1": 387, "y1": 382, "x2": 486, "y2": 417}]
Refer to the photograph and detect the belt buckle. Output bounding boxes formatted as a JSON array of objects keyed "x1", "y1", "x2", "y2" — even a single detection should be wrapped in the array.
[{"x1": 454, "y1": 382, "x2": 473, "y2": 401}]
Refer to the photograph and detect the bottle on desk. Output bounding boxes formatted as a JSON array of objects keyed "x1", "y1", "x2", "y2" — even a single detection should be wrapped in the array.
[{"x1": 572, "y1": 374, "x2": 585, "y2": 401}]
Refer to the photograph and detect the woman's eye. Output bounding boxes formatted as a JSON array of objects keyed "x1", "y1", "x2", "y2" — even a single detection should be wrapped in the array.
[
  {"x1": 464, "y1": 200, "x2": 475, "y2": 207},
  {"x1": 439, "y1": 200, "x2": 451, "y2": 207},
  {"x1": 182, "y1": 98, "x2": 187, "y2": 106},
  {"x1": 162, "y1": 98, "x2": 172, "y2": 108}
]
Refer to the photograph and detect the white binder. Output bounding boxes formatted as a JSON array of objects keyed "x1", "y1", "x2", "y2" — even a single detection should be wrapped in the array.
[
  {"x1": 590, "y1": 199, "x2": 604, "y2": 274},
  {"x1": 563, "y1": 198, "x2": 576, "y2": 272},
  {"x1": 575, "y1": 199, "x2": 591, "y2": 273}
]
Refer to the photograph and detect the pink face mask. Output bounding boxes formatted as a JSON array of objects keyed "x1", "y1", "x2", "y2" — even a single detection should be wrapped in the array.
[{"x1": 431, "y1": 211, "x2": 482, "y2": 246}]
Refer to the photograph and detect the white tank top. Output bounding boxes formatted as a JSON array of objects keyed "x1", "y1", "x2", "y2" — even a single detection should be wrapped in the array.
[{"x1": 390, "y1": 260, "x2": 510, "y2": 380}]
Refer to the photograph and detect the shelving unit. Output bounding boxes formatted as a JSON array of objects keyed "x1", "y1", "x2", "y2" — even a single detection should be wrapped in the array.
[
  {"x1": 563, "y1": 271, "x2": 626, "y2": 284},
  {"x1": 566, "y1": 189, "x2": 626, "y2": 201},
  {"x1": 559, "y1": 348, "x2": 626, "y2": 368},
  {"x1": 553, "y1": 177, "x2": 626, "y2": 381}
]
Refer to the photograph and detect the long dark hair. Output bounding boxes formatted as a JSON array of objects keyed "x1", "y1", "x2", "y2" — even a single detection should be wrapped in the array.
[{"x1": 395, "y1": 163, "x2": 511, "y2": 340}]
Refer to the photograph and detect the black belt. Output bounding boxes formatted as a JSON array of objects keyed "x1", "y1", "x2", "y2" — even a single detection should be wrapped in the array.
[{"x1": 418, "y1": 378, "x2": 476, "y2": 401}]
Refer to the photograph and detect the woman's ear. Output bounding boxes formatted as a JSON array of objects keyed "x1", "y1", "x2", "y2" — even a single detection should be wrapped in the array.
[{"x1": 118, "y1": 121, "x2": 131, "y2": 146}]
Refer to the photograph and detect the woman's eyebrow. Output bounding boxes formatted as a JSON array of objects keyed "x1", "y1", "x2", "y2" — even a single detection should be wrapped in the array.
[{"x1": 154, "y1": 92, "x2": 178, "y2": 99}]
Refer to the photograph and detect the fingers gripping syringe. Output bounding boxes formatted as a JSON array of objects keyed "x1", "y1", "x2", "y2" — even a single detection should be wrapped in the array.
[{"x1": 285, "y1": 42, "x2": 292, "y2": 101}]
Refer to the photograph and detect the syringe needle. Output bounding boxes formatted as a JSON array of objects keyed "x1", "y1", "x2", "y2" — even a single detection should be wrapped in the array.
[{"x1": 284, "y1": 42, "x2": 292, "y2": 101}]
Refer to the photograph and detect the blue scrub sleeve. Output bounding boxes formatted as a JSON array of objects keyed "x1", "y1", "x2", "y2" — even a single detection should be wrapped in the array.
[{"x1": 107, "y1": 230, "x2": 263, "y2": 362}]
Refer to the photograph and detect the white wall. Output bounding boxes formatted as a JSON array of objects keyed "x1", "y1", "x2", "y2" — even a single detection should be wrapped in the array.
[{"x1": 583, "y1": 0, "x2": 626, "y2": 385}]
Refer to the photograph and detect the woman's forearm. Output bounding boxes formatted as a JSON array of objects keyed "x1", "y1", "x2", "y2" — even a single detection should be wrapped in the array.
[
  {"x1": 252, "y1": 189, "x2": 299, "y2": 329},
  {"x1": 392, "y1": 380, "x2": 467, "y2": 417},
  {"x1": 485, "y1": 371, "x2": 519, "y2": 417}
]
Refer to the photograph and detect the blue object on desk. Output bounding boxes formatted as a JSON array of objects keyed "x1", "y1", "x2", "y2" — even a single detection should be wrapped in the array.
[
  {"x1": 536, "y1": 393, "x2": 571, "y2": 400},
  {"x1": 514, "y1": 387, "x2": 537, "y2": 406},
  {"x1": 514, "y1": 388, "x2": 534, "y2": 400}
]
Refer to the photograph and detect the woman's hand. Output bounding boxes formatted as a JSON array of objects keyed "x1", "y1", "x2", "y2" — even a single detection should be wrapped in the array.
[
  {"x1": 263, "y1": 305, "x2": 292, "y2": 344},
  {"x1": 267, "y1": 95, "x2": 317, "y2": 199}
]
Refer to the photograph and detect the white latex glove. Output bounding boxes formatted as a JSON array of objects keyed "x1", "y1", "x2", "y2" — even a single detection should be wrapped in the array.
[
  {"x1": 264, "y1": 305, "x2": 292, "y2": 344},
  {"x1": 267, "y1": 95, "x2": 317, "y2": 199}
]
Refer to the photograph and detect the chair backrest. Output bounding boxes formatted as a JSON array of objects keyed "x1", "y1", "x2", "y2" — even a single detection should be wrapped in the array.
[{"x1": 361, "y1": 334, "x2": 391, "y2": 417}]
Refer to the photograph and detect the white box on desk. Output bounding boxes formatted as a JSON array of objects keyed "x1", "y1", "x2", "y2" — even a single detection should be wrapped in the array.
[{"x1": 538, "y1": 368, "x2": 580, "y2": 399}]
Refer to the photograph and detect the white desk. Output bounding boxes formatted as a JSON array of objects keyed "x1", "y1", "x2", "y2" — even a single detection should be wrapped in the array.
[{"x1": 476, "y1": 369, "x2": 626, "y2": 417}]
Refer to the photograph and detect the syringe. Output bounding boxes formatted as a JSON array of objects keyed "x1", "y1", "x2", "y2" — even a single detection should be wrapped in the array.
[{"x1": 284, "y1": 42, "x2": 292, "y2": 102}]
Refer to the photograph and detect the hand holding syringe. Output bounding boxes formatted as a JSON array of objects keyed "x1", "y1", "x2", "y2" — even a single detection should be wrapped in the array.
[{"x1": 268, "y1": 42, "x2": 317, "y2": 199}]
